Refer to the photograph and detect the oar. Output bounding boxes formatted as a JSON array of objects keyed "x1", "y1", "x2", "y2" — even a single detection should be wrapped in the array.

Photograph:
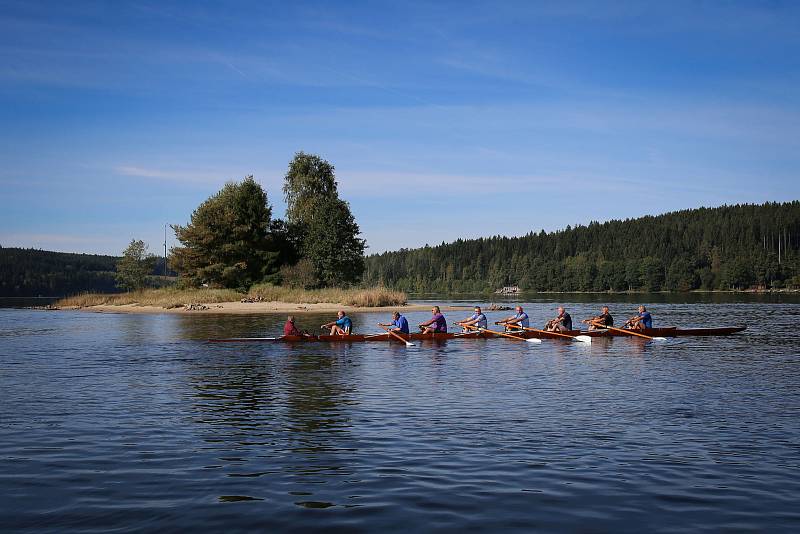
[
  {"x1": 453, "y1": 330, "x2": 482, "y2": 337},
  {"x1": 468, "y1": 325, "x2": 542, "y2": 344},
  {"x1": 382, "y1": 326, "x2": 414, "y2": 347},
  {"x1": 517, "y1": 326, "x2": 592, "y2": 344},
  {"x1": 208, "y1": 337, "x2": 281, "y2": 343},
  {"x1": 592, "y1": 322, "x2": 666, "y2": 341},
  {"x1": 364, "y1": 332, "x2": 391, "y2": 339},
  {"x1": 455, "y1": 322, "x2": 484, "y2": 337}
]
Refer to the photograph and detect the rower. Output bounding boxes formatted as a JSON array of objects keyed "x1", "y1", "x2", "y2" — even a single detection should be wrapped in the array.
[
  {"x1": 419, "y1": 306, "x2": 447, "y2": 334},
  {"x1": 625, "y1": 305, "x2": 653, "y2": 331},
  {"x1": 378, "y1": 311, "x2": 410, "y2": 334},
  {"x1": 583, "y1": 306, "x2": 613, "y2": 331},
  {"x1": 322, "y1": 310, "x2": 352, "y2": 335},
  {"x1": 496, "y1": 305, "x2": 529, "y2": 332},
  {"x1": 545, "y1": 307, "x2": 572, "y2": 332},
  {"x1": 456, "y1": 306, "x2": 488, "y2": 332}
]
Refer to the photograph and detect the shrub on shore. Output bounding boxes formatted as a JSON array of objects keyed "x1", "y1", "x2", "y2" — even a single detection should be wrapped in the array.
[
  {"x1": 57, "y1": 285, "x2": 406, "y2": 309},
  {"x1": 248, "y1": 284, "x2": 406, "y2": 307},
  {"x1": 342, "y1": 287, "x2": 407, "y2": 307}
]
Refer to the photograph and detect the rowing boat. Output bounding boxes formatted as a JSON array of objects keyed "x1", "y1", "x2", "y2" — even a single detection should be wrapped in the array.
[{"x1": 208, "y1": 326, "x2": 745, "y2": 343}]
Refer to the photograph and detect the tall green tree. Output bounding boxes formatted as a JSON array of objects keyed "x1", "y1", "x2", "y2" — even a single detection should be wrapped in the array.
[
  {"x1": 116, "y1": 239, "x2": 155, "y2": 291},
  {"x1": 303, "y1": 198, "x2": 366, "y2": 286},
  {"x1": 171, "y1": 176, "x2": 279, "y2": 289},
  {"x1": 283, "y1": 153, "x2": 366, "y2": 286},
  {"x1": 283, "y1": 152, "x2": 338, "y2": 225}
]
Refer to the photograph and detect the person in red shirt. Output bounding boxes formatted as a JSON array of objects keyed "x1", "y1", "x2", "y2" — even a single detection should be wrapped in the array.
[{"x1": 283, "y1": 316, "x2": 303, "y2": 336}]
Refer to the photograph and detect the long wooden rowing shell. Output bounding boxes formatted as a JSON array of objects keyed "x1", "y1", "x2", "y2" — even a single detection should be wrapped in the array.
[{"x1": 208, "y1": 326, "x2": 746, "y2": 343}]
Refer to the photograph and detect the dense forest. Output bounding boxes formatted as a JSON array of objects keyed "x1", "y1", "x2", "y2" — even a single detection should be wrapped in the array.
[
  {"x1": 0, "y1": 248, "x2": 170, "y2": 297},
  {"x1": 363, "y1": 202, "x2": 800, "y2": 293}
]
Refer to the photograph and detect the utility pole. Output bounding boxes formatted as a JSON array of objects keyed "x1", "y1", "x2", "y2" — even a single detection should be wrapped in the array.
[{"x1": 164, "y1": 224, "x2": 168, "y2": 276}]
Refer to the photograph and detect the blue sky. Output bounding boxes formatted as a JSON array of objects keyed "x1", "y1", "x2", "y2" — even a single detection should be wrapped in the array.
[{"x1": 1, "y1": 0, "x2": 799, "y2": 256}]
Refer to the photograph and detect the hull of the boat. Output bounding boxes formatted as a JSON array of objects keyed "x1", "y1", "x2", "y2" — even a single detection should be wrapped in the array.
[
  {"x1": 574, "y1": 326, "x2": 746, "y2": 338},
  {"x1": 209, "y1": 326, "x2": 745, "y2": 343}
]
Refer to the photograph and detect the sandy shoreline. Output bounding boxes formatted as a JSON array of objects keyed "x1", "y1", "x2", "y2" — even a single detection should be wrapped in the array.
[{"x1": 62, "y1": 301, "x2": 472, "y2": 315}]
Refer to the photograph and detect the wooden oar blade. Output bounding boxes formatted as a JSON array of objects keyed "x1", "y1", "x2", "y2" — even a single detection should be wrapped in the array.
[
  {"x1": 386, "y1": 329, "x2": 414, "y2": 347},
  {"x1": 208, "y1": 337, "x2": 279, "y2": 342}
]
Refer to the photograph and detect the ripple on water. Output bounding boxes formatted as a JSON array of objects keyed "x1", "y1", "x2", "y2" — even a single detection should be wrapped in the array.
[{"x1": 0, "y1": 304, "x2": 799, "y2": 531}]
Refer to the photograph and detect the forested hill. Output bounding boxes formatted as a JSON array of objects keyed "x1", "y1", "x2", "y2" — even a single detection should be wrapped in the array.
[
  {"x1": 363, "y1": 202, "x2": 800, "y2": 293},
  {"x1": 0, "y1": 248, "x2": 169, "y2": 297}
]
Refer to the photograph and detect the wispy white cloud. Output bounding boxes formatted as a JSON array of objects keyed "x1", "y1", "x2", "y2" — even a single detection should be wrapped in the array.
[{"x1": 113, "y1": 165, "x2": 227, "y2": 184}]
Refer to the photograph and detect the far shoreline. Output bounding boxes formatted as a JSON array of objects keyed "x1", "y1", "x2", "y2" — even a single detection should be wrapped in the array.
[{"x1": 60, "y1": 302, "x2": 473, "y2": 315}]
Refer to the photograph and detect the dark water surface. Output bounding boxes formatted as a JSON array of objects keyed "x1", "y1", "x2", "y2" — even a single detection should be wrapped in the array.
[{"x1": 2, "y1": 301, "x2": 800, "y2": 532}]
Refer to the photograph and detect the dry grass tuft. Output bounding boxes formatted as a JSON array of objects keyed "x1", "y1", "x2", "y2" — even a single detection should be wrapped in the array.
[
  {"x1": 58, "y1": 285, "x2": 406, "y2": 309},
  {"x1": 58, "y1": 288, "x2": 242, "y2": 309},
  {"x1": 341, "y1": 287, "x2": 408, "y2": 307},
  {"x1": 247, "y1": 284, "x2": 407, "y2": 307}
]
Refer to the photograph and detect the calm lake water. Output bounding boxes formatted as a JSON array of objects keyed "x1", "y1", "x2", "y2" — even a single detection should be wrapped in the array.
[{"x1": 2, "y1": 298, "x2": 800, "y2": 532}]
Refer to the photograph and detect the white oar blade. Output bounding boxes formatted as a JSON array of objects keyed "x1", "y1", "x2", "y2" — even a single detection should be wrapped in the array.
[
  {"x1": 405, "y1": 342, "x2": 415, "y2": 347},
  {"x1": 653, "y1": 337, "x2": 667, "y2": 341},
  {"x1": 526, "y1": 338, "x2": 543, "y2": 344},
  {"x1": 574, "y1": 335, "x2": 592, "y2": 343}
]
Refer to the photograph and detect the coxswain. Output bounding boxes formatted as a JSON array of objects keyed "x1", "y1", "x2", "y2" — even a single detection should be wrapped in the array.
[
  {"x1": 284, "y1": 315, "x2": 313, "y2": 337},
  {"x1": 322, "y1": 310, "x2": 352, "y2": 335},
  {"x1": 496, "y1": 305, "x2": 530, "y2": 332},
  {"x1": 419, "y1": 306, "x2": 448, "y2": 334},
  {"x1": 545, "y1": 306, "x2": 573, "y2": 332},
  {"x1": 284, "y1": 315, "x2": 301, "y2": 336},
  {"x1": 583, "y1": 306, "x2": 613, "y2": 331},
  {"x1": 456, "y1": 306, "x2": 488, "y2": 332},
  {"x1": 378, "y1": 311, "x2": 410, "y2": 334},
  {"x1": 625, "y1": 305, "x2": 653, "y2": 331}
]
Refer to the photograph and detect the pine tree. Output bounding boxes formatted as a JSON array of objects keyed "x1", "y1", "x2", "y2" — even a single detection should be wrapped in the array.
[{"x1": 170, "y1": 176, "x2": 279, "y2": 289}]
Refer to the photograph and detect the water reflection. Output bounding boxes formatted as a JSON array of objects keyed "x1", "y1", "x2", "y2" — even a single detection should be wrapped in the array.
[{"x1": 173, "y1": 315, "x2": 364, "y2": 502}]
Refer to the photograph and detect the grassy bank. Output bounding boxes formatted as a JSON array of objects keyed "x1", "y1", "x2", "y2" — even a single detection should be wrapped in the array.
[
  {"x1": 57, "y1": 285, "x2": 407, "y2": 309},
  {"x1": 248, "y1": 284, "x2": 406, "y2": 307}
]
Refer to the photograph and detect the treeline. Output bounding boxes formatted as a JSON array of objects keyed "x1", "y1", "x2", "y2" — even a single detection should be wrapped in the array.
[
  {"x1": 0, "y1": 247, "x2": 171, "y2": 297},
  {"x1": 363, "y1": 202, "x2": 800, "y2": 292}
]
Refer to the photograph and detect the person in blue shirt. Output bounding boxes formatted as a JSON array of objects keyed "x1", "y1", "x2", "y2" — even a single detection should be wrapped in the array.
[
  {"x1": 497, "y1": 305, "x2": 530, "y2": 331},
  {"x1": 455, "y1": 306, "x2": 488, "y2": 332},
  {"x1": 322, "y1": 310, "x2": 353, "y2": 335},
  {"x1": 625, "y1": 305, "x2": 653, "y2": 330},
  {"x1": 378, "y1": 311, "x2": 410, "y2": 334}
]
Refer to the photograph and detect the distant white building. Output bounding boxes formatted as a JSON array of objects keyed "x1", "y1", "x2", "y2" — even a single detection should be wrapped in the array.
[{"x1": 495, "y1": 286, "x2": 520, "y2": 294}]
